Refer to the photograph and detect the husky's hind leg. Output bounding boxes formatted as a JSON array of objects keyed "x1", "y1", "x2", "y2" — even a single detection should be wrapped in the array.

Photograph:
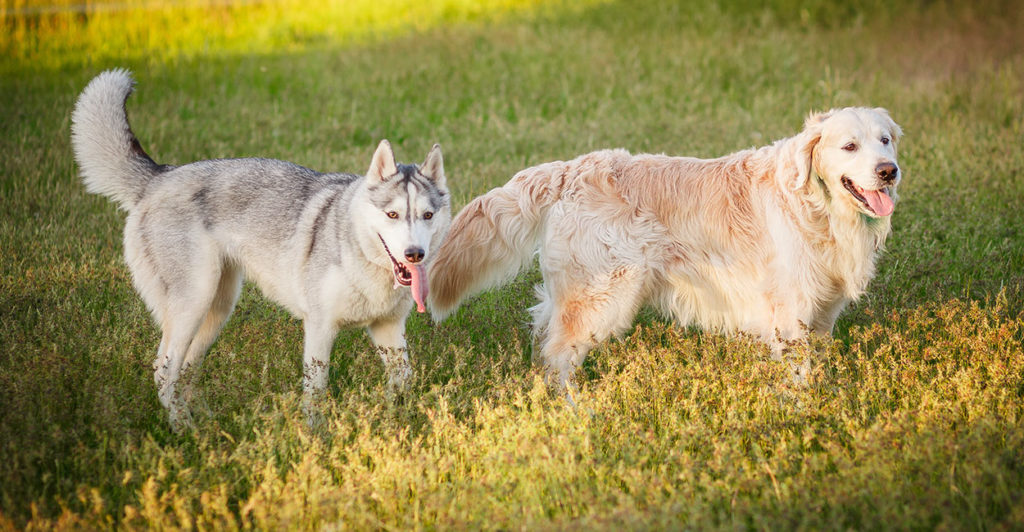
[
  {"x1": 125, "y1": 216, "x2": 225, "y2": 430},
  {"x1": 368, "y1": 313, "x2": 412, "y2": 392},
  {"x1": 177, "y1": 260, "x2": 243, "y2": 412},
  {"x1": 156, "y1": 263, "x2": 225, "y2": 430},
  {"x1": 535, "y1": 266, "x2": 646, "y2": 388}
]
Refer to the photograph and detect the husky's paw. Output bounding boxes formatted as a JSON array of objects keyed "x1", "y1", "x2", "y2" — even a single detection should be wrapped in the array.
[
  {"x1": 181, "y1": 384, "x2": 212, "y2": 418},
  {"x1": 168, "y1": 403, "x2": 194, "y2": 433},
  {"x1": 385, "y1": 362, "x2": 413, "y2": 393},
  {"x1": 376, "y1": 345, "x2": 413, "y2": 392},
  {"x1": 302, "y1": 393, "x2": 326, "y2": 428}
]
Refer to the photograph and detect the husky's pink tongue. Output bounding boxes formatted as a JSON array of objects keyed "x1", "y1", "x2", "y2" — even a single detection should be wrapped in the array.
[
  {"x1": 410, "y1": 264, "x2": 428, "y2": 313},
  {"x1": 862, "y1": 188, "x2": 895, "y2": 217}
]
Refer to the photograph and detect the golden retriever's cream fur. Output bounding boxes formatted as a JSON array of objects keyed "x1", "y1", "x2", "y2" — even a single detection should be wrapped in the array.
[{"x1": 429, "y1": 107, "x2": 903, "y2": 384}]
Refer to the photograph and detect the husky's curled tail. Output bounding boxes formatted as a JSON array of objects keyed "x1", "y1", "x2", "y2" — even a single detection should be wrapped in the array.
[
  {"x1": 71, "y1": 69, "x2": 166, "y2": 211},
  {"x1": 428, "y1": 159, "x2": 580, "y2": 319}
]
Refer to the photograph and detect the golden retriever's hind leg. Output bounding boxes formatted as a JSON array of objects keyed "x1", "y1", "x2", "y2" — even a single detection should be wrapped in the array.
[{"x1": 535, "y1": 267, "x2": 646, "y2": 388}]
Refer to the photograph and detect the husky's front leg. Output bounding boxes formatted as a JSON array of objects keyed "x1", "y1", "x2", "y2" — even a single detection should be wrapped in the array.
[
  {"x1": 301, "y1": 319, "x2": 338, "y2": 424},
  {"x1": 368, "y1": 316, "x2": 412, "y2": 391}
]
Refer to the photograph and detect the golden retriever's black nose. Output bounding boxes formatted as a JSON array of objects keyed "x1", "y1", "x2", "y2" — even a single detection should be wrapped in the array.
[
  {"x1": 404, "y1": 247, "x2": 425, "y2": 263},
  {"x1": 876, "y1": 162, "x2": 899, "y2": 183}
]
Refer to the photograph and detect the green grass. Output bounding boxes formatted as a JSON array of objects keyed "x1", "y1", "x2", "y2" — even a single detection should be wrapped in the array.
[{"x1": 2, "y1": 0, "x2": 1024, "y2": 528}]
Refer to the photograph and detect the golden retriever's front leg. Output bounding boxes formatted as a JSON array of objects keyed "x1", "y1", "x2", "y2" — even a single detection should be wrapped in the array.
[{"x1": 767, "y1": 324, "x2": 817, "y2": 386}]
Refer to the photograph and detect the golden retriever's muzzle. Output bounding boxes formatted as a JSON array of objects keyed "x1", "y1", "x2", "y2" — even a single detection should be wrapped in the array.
[{"x1": 876, "y1": 161, "x2": 899, "y2": 184}]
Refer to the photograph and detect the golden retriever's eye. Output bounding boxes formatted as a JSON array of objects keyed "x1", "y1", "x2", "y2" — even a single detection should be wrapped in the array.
[
  {"x1": 881, "y1": 137, "x2": 890, "y2": 145},
  {"x1": 386, "y1": 211, "x2": 399, "y2": 219},
  {"x1": 424, "y1": 211, "x2": 433, "y2": 220},
  {"x1": 842, "y1": 142, "x2": 858, "y2": 152}
]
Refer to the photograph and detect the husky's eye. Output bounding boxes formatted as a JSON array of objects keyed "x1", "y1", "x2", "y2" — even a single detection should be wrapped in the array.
[
  {"x1": 424, "y1": 212, "x2": 433, "y2": 220},
  {"x1": 386, "y1": 211, "x2": 399, "y2": 219},
  {"x1": 842, "y1": 142, "x2": 858, "y2": 152},
  {"x1": 881, "y1": 136, "x2": 890, "y2": 145}
]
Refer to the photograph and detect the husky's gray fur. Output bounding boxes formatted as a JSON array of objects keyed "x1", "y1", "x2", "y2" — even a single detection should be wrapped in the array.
[{"x1": 71, "y1": 69, "x2": 451, "y2": 428}]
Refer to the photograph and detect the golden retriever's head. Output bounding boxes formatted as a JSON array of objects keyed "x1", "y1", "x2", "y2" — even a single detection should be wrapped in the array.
[{"x1": 794, "y1": 107, "x2": 903, "y2": 218}]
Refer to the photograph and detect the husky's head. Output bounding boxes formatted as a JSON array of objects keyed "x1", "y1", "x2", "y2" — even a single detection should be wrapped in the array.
[{"x1": 365, "y1": 139, "x2": 451, "y2": 312}]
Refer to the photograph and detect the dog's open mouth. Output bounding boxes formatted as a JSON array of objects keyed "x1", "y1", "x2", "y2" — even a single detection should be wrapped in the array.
[
  {"x1": 391, "y1": 261, "x2": 414, "y2": 286},
  {"x1": 378, "y1": 235, "x2": 428, "y2": 313},
  {"x1": 841, "y1": 176, "x2": 894, "y2": 217}
]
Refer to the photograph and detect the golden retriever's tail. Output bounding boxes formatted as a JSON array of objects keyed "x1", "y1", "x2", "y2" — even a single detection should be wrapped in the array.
[{"x1": 427, "y1": 162, "x2": 568, "y2": 320}]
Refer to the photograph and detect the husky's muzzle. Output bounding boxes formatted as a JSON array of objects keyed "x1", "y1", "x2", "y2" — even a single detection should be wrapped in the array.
[
  {"x1": 378, "y1": 234, "x2": 414, "y2": 286},
  {"x1": 377, "y1": 234, "x2": 428, "y2": 312}
]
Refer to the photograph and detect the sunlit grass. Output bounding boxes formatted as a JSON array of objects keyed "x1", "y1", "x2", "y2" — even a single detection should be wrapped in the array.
[
  {"x1": 10, "y1": 298, "x2": 1024, "y2": 529},
  {"x1": 1, "y1": 0, "x2": 606, "y2": 68}
]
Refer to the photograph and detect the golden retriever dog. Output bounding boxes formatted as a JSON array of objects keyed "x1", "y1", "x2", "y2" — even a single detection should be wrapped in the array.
[{"x1": 429, "y1": 107, "x2": 903, "y2": 385}]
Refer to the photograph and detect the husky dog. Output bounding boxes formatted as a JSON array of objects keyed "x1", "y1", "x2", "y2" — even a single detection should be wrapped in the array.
[
  {"x1": 71, "y1": 69, "x2": 451, "y2": 428},
  {"x1": 429, "y1": 107, "x2": 902, "y2": 385}
]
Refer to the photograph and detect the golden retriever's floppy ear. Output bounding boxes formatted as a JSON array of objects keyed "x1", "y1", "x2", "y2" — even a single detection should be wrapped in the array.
[
  {"x1": 791, "y1": 110, "x2": 832, "y2": 189},
  {"x1": 873, "y1": 107, "x2": 903, "y2": 148}
]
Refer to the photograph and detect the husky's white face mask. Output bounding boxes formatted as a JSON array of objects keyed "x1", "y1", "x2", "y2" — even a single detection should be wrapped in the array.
[{"x1": 366, "y1": 140, "x2": 449, "y2": 312}]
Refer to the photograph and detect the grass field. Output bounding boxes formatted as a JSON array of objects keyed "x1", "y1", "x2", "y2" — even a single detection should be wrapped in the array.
[{"x1": 2, "y1": 0, "x2": 1023, "y2": 528}]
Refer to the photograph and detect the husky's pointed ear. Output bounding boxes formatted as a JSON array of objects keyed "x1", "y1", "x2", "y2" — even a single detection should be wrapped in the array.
[
  {"x1": 790, "y1": 110, "x2": 831, "y2": 189},
  {"x1": 367, "y1": 139, "x2": 398, "y2": 183},
  {"x1": 420, "y1": 143, "x2": 445, "y2": 187}
]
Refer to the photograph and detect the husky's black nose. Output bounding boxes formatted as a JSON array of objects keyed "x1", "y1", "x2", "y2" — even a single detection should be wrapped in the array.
[
  {"x1": 404, "y1": 247, "x2": 425, "y2": 263},
  {"x1": 876, "y1": 162, "x2": 899, "y2": 183}
]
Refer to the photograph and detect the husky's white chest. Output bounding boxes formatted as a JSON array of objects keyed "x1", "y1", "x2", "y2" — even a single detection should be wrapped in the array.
[{"x1": 317, "y1": 263, "x2": 410, "y2": 326}]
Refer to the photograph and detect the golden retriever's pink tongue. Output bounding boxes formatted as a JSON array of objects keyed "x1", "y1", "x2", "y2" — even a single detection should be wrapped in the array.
[
  {"x1": 863, "y1": 188, "x2": 895, "y2": 217},
  {"x1": 410, "y1": 264, "x2": 427, "y2": 313}
]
